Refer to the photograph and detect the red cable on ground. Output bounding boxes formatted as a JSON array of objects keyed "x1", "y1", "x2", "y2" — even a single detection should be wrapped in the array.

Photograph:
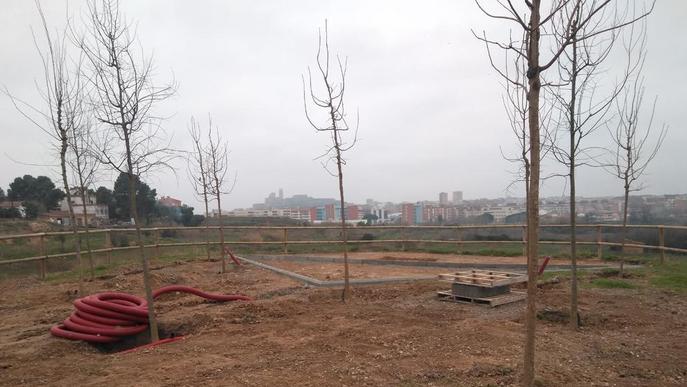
[{"x1": 50, "y1": 285, "x2": 251, "y2": 343}]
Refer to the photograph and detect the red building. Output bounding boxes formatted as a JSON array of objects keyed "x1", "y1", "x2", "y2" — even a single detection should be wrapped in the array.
[
  {"x1": 401, "y1": 203, "x2": 415, "y2": 225},
  {"x1": 158, "y1": 196, "x2": 182, "y2": 207},
  {"x1": 346, "y1": 205, "x2": 360, "y2": 221}
]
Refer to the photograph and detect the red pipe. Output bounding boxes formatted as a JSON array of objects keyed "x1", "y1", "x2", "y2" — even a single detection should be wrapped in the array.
[
  {"x1": 224, "y1": 248, "x2": 242, "y2": 266},
  {"x1": 51, "y1": 285, "x2": 251, "y2": 343},
  {"x1": 538, "y1": 256, "x2": 551, "y2": 276}
]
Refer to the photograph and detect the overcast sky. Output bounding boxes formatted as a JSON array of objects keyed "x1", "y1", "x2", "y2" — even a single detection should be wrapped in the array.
[{"x1": 1, "y1": 1, "x2": 684, "y2": 210}]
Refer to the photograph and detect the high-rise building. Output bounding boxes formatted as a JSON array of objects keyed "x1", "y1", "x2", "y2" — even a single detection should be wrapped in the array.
[
  {"x1": 278, "y1": 188, "x2": 284, "y2": 200},
  {"x1": 401, "y1": 203, "x2": 415, "y2": 225},
  {"x1": 452, "y1": 190, "x2": 463, "y2": 204},
  {"x1": 439, "y1": 192, "x2": 448, "y2": 206}
]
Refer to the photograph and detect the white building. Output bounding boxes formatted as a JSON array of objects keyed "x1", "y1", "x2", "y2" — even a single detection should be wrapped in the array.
[{"x1": 58, "y1": 189, "x2": 109, "y2": 225}]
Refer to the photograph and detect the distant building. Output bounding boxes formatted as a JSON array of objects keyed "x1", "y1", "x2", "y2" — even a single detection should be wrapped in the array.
[
  {"x1": 414, "y1": 202, "x2": 424, "y2": 224},
  {"x1": 401, "y1": 203, "x2": 415, "y2": 225},
  {"x1": 439, "y1": 192, "x2": 448, "y2": 206},
  {"x1": 56, "y1": 188, "x2": 109, "y2": 226},
  {"x1": 254, "y1": 189, "x2": 336, "y2": 209},
  {"x1": 452, "y1": 191, "x2": 463, "y2": 205},
  {"x1": 158, "y1": 196, "x2": 182, "y2": 208}
]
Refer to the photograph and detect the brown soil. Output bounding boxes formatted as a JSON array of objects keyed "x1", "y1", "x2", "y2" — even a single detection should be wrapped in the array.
[{"x1": 0, "y1": 258, "x2": 685, "y2": 386}]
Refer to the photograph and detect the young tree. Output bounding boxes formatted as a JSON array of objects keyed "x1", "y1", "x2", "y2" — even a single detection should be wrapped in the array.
[
  {"x1": 67, "y1": 102, "x2": 100, "y2": 280},
  {"x1": 608, "y1": 23, "x2": 666, "y2": 276},
  {"x1": 303, "y1": 20, "x2": 359, "y2": 302},
  {"x1": 475, "y1": 1, "x2": 653, "y2": 383},
  {"x1": 205, "y1": 117, "x2": 234, "y2": 274},
  {"x1": 5, "y1": 3, "x2": 87, "y2": 292},
  {"x1": 549, "y1": 2, "x2": 653, "y2": 329},
  {"x1": 78, "y1": 0, "x2": 175, "y2": 342},
  {"x1": 187, "y1": 117, "x2": 212, "y2": 261}
]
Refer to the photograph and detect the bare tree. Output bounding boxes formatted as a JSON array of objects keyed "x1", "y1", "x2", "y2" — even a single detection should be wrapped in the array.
[
  {"x1": 549, "y1": 2, "x2": 652, "y2": 330},
  {"x1": 187, "y1": 116, "x2": 212, "y2": 262},
  {"x1": 78, "y1": 0, "x2": 175, "y2": 342},
  {"x1": 4, "y1": 1, "x2": 87, "y2": 293},
  {"x1": 474, "y1": 1, "x2": 653, "y2": 384},
  {"x1": 205, "y1": 117, "x2": 235, "y2": 274},
  {"x1": 607, "y1": 23, "x2": 666, "y2": 276},
  {"x1": 66, "y1": 90, "x2": 100, "y2": 281},
  {"x1": 303, "y1": 20, "x2": 359, "y2": 302}
]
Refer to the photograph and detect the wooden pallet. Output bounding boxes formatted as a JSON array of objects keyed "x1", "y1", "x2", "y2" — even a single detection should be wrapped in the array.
[
  {"x1": 438, "y1": 269, "x2": 526, "y2": 287},
  {"x1": 437, "y1": 290, "x2": 526, "y2": 307}
]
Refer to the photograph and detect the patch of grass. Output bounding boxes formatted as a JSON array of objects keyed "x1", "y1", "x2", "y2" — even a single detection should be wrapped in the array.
[
  {"x1": 589, "y1": 278, "x2": 637, "y2": 289},
  {"x1": 650, "y1": 261, "x2": 687, "y2": 291}
]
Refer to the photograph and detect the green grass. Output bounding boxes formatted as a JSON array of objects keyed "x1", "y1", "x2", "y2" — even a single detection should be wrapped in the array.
[
  {"x1": 588, "y1": 278, "x2": 637, "y2": 289},
  {"x1": 649, "y1": 260, "x2": 687, "y2": 291}
]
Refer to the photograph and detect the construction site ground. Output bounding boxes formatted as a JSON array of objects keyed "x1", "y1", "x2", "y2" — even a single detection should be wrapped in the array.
[{"x1": 1, "y1": 254, "x2": 685, "y2": 386}]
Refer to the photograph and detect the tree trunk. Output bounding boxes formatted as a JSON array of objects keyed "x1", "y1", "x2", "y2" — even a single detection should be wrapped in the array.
[
  {"x1": 203, "y1": 189, "x2": 211, "y2": 261},
  {"x1": 620, "y1": 181, "x2": 630, "y2": 277},
  {"x1": 216, "y1": 192, "x2": 226, "y2": 274},
  {"x1": 569, "y1": 37, "x2": 579, "y2": 330},
  {"x1": 60, "y1": 137, "x2": 84, "y2": 295},
  {"x1": 79, "y1": 187, "x2": 95, "y2": 280},
  {"x1": 123, "y1": 132, "x2": 159, "y2": 342},
  {"x1": 524, "y1": 1, "x2": 542, "y2": 385},
  {"x1": 335, "y1": 138, "x2": 350, "y2": 302}
]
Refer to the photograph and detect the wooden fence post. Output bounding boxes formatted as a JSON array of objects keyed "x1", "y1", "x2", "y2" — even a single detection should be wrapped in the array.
[
  {"x1": 39, "y1": 234, "x2": 47, "y2": 280},
  {"x1": 155, "y1": 229, "x2": 161, "y2": 260},
  {"x1": 596, "y1": 225, "x2": 603, "y2": 259},
  {"x1": 282, "y1": 228, "x2": 288, "y2": 254},
  {"x1": 658, "y1": 226, "x2": 665, "y2": 264},
  {"x1": 105, "y1": 230, "x2": 112, "y2": 265}
]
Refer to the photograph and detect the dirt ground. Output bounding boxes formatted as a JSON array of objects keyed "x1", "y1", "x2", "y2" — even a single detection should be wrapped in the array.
[{"x1": 1, "y1": 257, "x2": 685, "y2": 386}]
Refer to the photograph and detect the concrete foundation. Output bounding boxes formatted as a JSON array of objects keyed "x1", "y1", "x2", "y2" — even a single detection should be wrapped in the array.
[{"x1": 451, "y1": 283, "x2": 510, "y2": 298}]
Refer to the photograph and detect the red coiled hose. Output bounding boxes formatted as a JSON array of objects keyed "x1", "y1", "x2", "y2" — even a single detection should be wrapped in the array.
[{"x1": 50, "y1": 285, "x2": 251, "y2": 343}]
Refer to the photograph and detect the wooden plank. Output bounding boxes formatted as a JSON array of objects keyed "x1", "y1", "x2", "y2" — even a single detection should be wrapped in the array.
[
  {"x1": 437, "y1": 269, "x2": 527, "y2": 287},
  {"x1": 441, "y1": 269, "x2": 522, "y2": 278},
  {"x1": 438, "y1": 275, "x2": 525, "y2": 287}
]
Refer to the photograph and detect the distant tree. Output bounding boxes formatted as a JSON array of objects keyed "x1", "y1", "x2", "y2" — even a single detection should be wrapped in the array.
[
  {"x1": 22, "y1": 201, "x2": 40, "y2": 219},
  {"x1": 112, "y1": 173, "x2": 157, "y2": 224},
  {"x1": 607, "y1": 23, "x2": 666, "y2": 276},
  {"x1": 549, "y1": 4, "x2": 652, "y2": 329},
  {"x1": 0, "y1": 207, "x2": 21, "y2": 219},
  {"x1": 95, "y1": 186, "x2": 115, "y2": 219},
  {"x1": 180, "y1": 206, "x2": 203, "y2": 227},
  {"x1": 187, "y1": 116, "x2": 212, "y2": 260},
  {"x1": 67, "y1": 111, "x2": 100, "y2": 279},
  {"x1": 205, "y1": 117, "x2": 235, "y2": 274},
  {"x1": 0, "y1": 188, "x2": 5, "y2": 201},
  {"x1": 8, "y1": 175, "x2": 65, "y2": 212},
  {"x1": 155, "y1": 204, "x2": 178, "y2": 223},
  {"x1": 4, "y1": 2, "x2": 89, "y2": 291},
  {"x1": 303, "y1": 20, "x2": 359, "y2": 302}
]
